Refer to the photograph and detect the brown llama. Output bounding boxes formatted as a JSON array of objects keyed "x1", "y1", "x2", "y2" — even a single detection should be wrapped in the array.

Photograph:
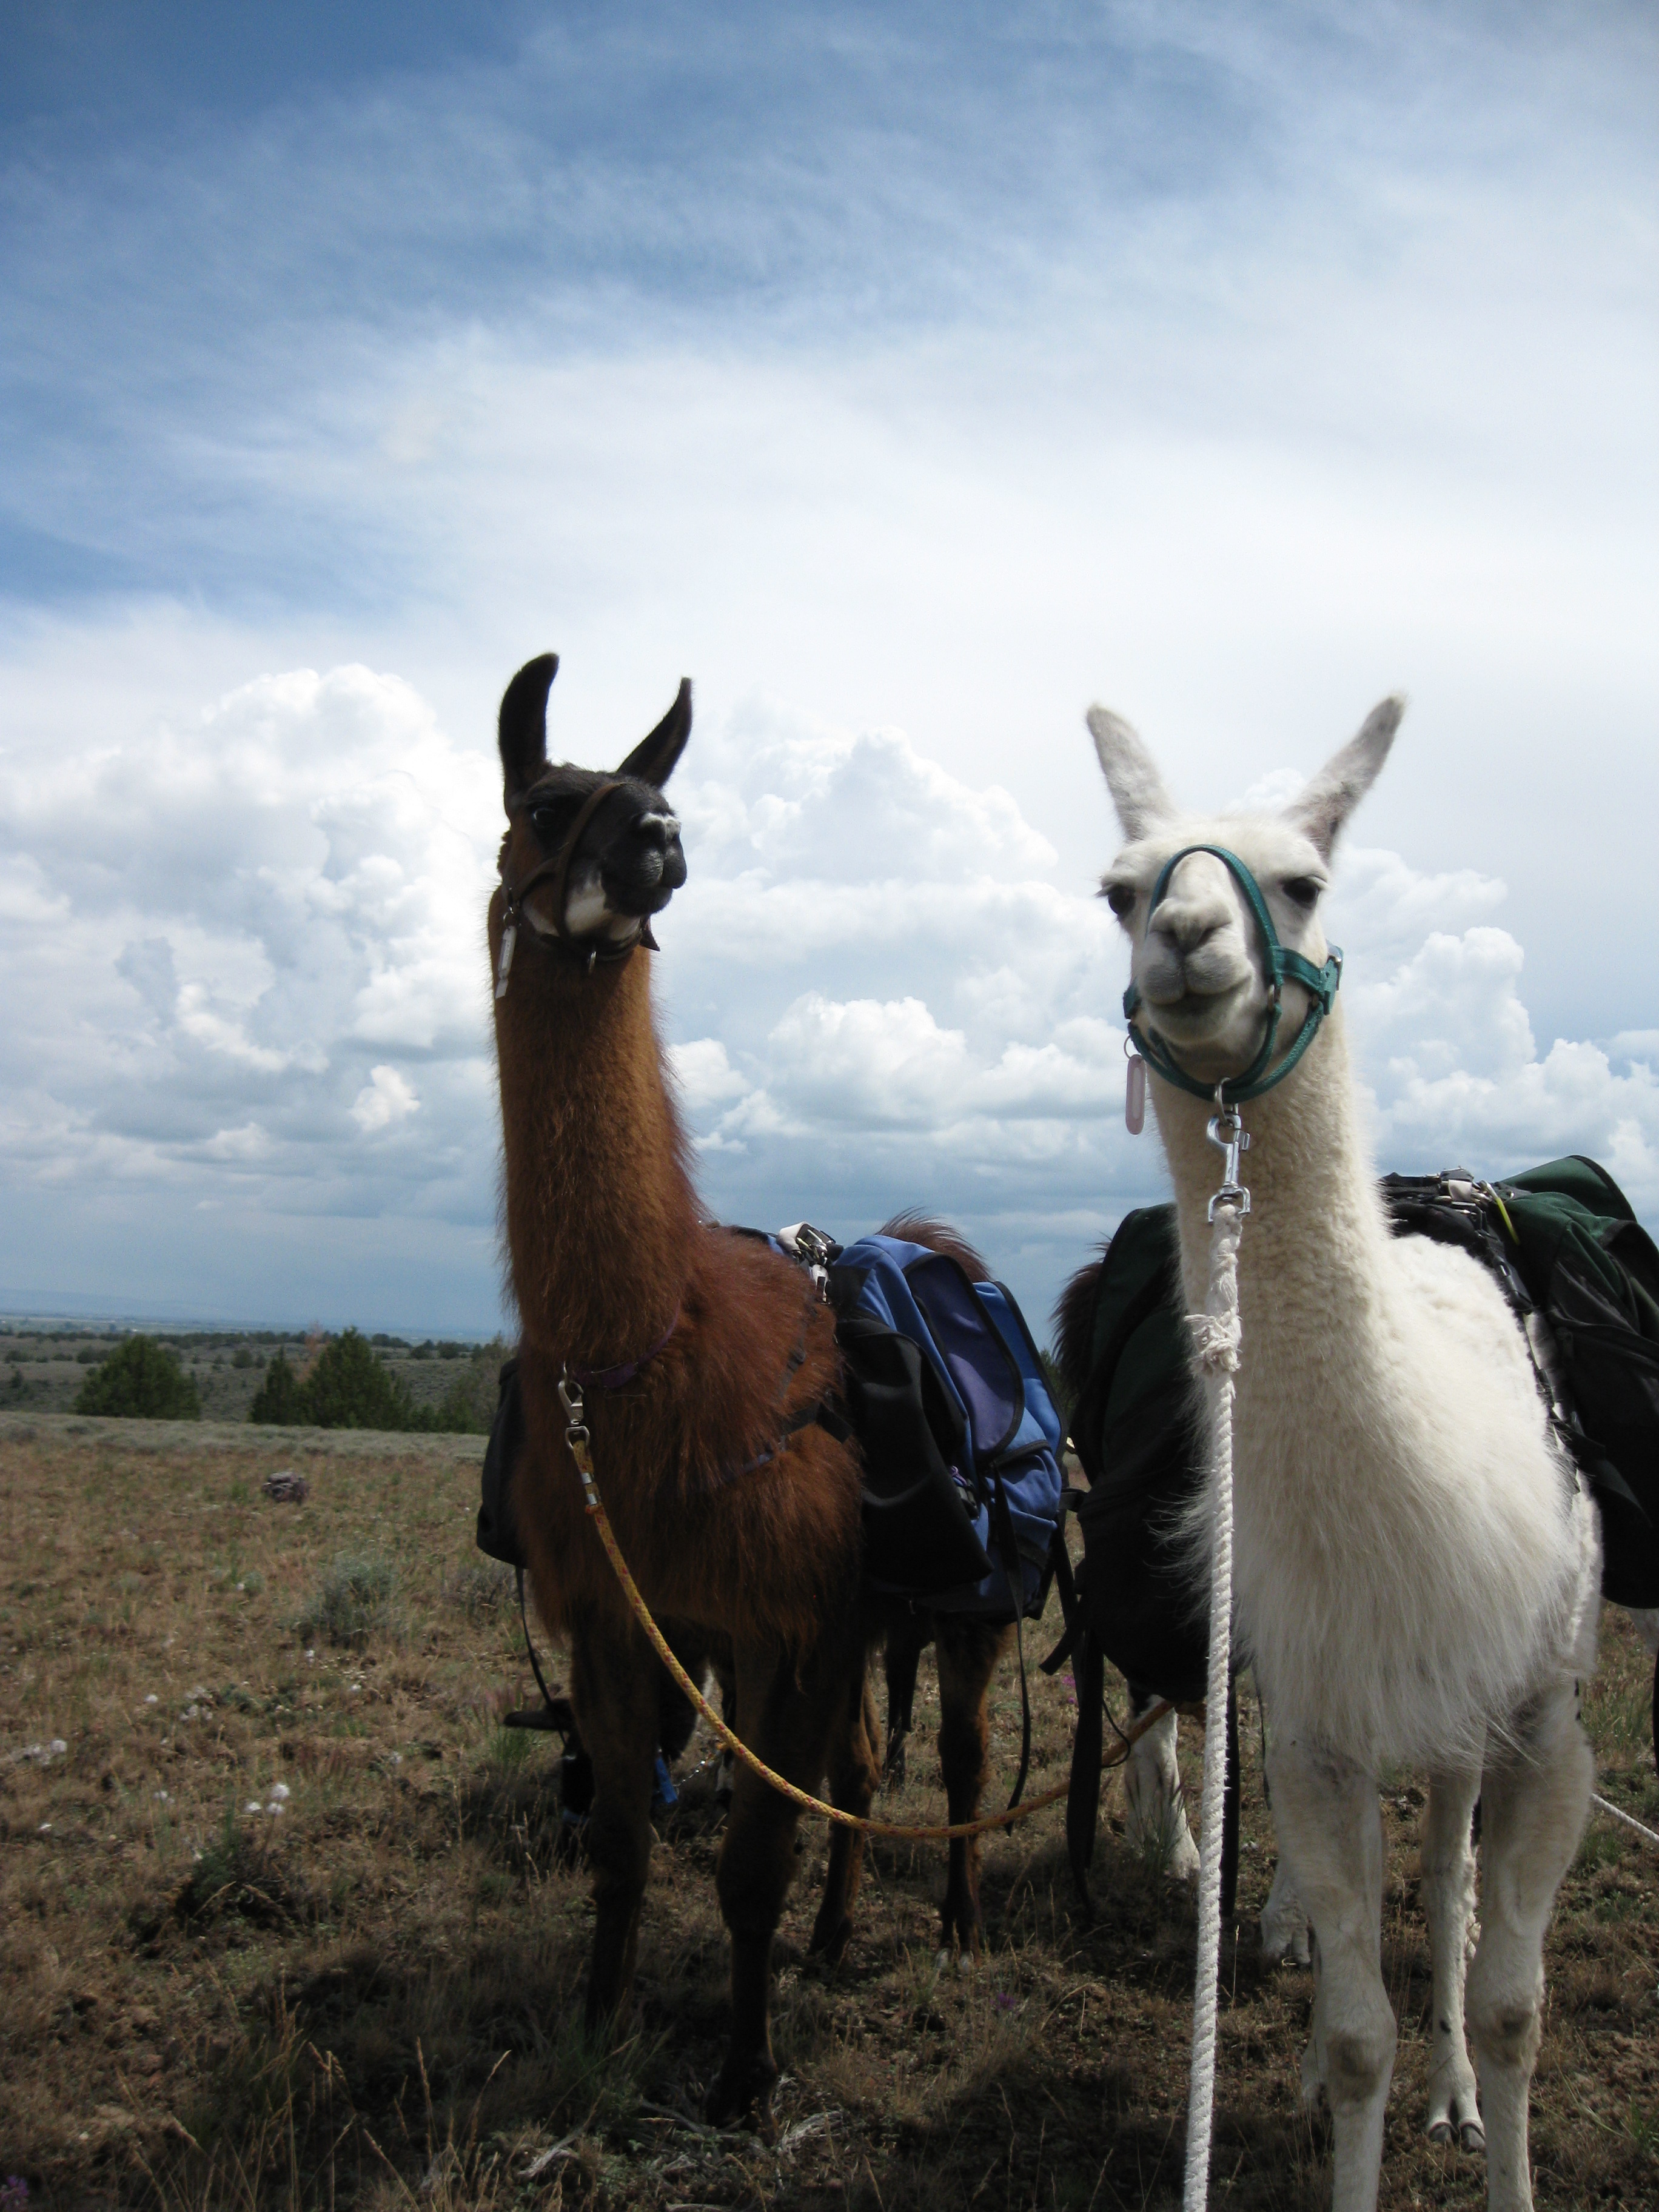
[
  {"x1": 491, "y1": 651, "x2": 878, "y2": 2124},
  {"x1": 488, "y1": 654, "x2": 1025, "y2": 2120}
]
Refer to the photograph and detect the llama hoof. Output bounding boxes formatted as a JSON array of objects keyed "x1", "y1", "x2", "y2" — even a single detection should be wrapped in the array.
[
  {"x1": 1427, "y1": 2115, "x2": 1485, "y2": 2154},
  {"x1": 1426, "y1": 2075, "x2": 1483, "y2": 2154},
  {"x1": 1260, "y1": 1911, "x2": 1312, "y2": 1967},
  {"x1": 1167, "y1": 1835, "x2": 1201, "y2": 1882},
  {"x1": 808, "y1": 1911, "x2": 853, "y2": 1966},
  {"x1": 705, "y1": 2052, "x2": 777, "y2": 2131}
]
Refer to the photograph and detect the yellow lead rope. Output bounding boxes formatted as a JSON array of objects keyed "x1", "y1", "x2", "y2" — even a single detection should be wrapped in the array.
[{"x1": 566, "y1": 1416, "x2": 1185, "y2": 1842}]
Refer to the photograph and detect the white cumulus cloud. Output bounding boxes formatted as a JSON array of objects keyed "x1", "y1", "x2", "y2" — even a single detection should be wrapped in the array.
[
  {"x1": 4, "y1": 662, "x2": 1658, "y2": 1329},
  {"x1": 352, "y1": 1066, "x2": 421, "y2": 1133}
]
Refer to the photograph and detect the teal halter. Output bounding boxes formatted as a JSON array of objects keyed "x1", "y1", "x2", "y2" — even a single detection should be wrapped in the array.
[{"x1": 1122, "y1": 845, "x2": 1343, "y2": 1107}]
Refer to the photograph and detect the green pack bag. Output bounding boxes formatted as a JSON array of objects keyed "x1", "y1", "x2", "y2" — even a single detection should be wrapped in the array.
[{"x1": 1383, "y1": 1155, "x2": 1659, "y2": 1612}]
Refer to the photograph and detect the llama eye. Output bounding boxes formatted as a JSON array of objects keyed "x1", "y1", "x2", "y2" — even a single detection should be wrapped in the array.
[
  {"x1": 1104, "y1": 883, "x2": 1137, "y2": 919},
  {"x1": 531, "y1": 805, "x2": 573, "y2": 845},
  {"x1": 1281, "y1": 876, "x2": 1323, "y2": 910}
]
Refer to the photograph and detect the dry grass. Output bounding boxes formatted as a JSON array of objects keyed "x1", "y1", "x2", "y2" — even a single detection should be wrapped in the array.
[{"x1": 2, "y1": 1411, "x2": 1655, "y2": 2210}]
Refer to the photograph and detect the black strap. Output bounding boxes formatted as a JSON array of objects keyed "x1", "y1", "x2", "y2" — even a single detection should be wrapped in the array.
[
  {"x1": 1039, "y1": 1492, "x2": 1084, "y2": 1675},
  {"x1": 1066, "y1": 1626, "x2": 1105, "y2": 1916},
  {"x1": 505, "y1": 1564, "x2": 569, "y2": 1731},
  {"x1": 990, "y1": 1470, "x2": 1033, "y2": 1809}
]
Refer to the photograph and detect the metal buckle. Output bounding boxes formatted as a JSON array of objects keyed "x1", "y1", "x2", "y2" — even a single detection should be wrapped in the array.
[
  {"x1": 1206, "y1": 1094, "x2": 1252, "y2": 1220},
  {"x1": 791, "y1": 1224, "x2": 835, "y2": 1268},
  {"x1": 558, "y1": 1372, "x2": 598, "y2": 1508}
]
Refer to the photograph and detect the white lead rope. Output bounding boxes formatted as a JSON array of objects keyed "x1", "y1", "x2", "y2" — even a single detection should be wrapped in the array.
[
  {"x1": 1183, "y1": 1193, "x2": 1245, "y2": 2211},
  {"x1": 1591, "y1": 1791, "x2": 1659, "y2": 1851}
]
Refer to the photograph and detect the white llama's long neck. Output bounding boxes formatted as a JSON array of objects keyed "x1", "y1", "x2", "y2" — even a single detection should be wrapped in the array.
[{"x1": 1153, "y1": 1001, "x2": 1389, "y2": 1362}]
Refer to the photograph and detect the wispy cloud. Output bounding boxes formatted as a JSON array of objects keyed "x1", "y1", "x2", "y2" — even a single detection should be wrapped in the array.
[{"x1": 0, "y1": 4, "x2": 1654, "y2": 1321}]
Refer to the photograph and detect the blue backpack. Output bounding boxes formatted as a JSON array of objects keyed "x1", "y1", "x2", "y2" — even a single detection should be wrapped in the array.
[{"x1": 820, "y1": 1231, "x2": 1065, "y2": 1620}]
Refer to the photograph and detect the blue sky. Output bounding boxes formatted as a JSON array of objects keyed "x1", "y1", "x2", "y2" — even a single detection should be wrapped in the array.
[{"x1": 2, "y1": 4, "x2": 1655, "y2": 1331}]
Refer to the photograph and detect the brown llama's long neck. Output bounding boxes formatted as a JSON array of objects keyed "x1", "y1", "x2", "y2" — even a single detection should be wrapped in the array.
[{"x1": 493, "y1": 913, "x2": 697, "y2": 1367}]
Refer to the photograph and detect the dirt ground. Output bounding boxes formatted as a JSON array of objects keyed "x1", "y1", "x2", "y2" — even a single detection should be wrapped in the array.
[{"x1": 2, "y1": 1414, "x2": 1654, "y2": 2211}]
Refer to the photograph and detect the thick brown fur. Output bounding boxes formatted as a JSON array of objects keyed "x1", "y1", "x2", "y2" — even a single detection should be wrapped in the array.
[
  {"x1": 491, "y1": 662, "x2": 879, "y2": 2128},
  {"x1": 491, "y1": 658, "x2": 1041, "y2": 2106}
]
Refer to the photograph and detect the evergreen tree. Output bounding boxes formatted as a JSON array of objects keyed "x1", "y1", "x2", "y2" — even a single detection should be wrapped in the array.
[
  {"x1": 300, "y1": 1329, "x2": 413, "y2": 1430},
  {"x1": 247, "y1": 1348, "x2": 308, "y2": 1425},
  {"x1": 75, "y1": 1336, "x2": 201, "y2": 1419}
]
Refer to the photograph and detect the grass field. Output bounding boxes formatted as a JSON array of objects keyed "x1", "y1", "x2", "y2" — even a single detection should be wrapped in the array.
[{"x1": 2, "y1": 1413, "x2": 1654, "y2": 2210}]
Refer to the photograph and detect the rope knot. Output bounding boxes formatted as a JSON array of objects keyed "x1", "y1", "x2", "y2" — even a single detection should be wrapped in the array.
[{"x1": 1187, "y1": 1312, "x2": 1241, "y2": 1374}]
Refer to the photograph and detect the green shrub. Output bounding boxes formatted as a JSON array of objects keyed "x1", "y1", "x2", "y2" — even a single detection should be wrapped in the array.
[
  {"x1": 303, "y1": 1329, "x2": 414, "y2": 1429},
  {"x1": 295, "y1": 1551, "x2": 402, "y2": 1646},
  {"x1": 248, "y1": 1330, "x2": 413, "y2": 1430},
  {"x1": 75, "y1": 1336, "x2": 201, "y2": 1419},
  {"x1": 247, "y1": 1349, "x2": 309, "y2": 1425},
  {"x1": 232, "y1": 1346, "x2": 255, "y2": 1369}
]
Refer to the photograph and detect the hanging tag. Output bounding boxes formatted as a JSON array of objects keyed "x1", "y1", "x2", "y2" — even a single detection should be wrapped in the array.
[
  {"x1": 494, "y1": 922, "x2": 518, "y2": 1000},
  {"x1": 1125, "y1": 1053, "x2": 1146, "y2": 1135}
]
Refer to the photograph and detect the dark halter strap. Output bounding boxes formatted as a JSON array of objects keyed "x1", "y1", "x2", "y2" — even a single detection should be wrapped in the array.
[
  {"x1": 565, "y1": 1306, "x2": 682, "y2": 1393},
  {"x1": 1122, "y1": 843, "x2": 1342, "y2": 1107},
  {"x1": 499, "y1": 777, "x2": 657, "y2": 977}
]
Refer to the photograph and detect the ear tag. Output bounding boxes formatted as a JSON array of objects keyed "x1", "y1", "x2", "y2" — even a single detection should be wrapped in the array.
[
  {"x1": 1125, "y1": 1052, "x2": 1146, "y2": 1135},
  {"x1": 494, "y1": 923, "x2": 518, "y2": 1000}
]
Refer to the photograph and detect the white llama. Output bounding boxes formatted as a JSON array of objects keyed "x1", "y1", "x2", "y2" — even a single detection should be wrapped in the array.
[{"x1": 1087, "y1": 697, "x2": 1601, "y2": 2212}]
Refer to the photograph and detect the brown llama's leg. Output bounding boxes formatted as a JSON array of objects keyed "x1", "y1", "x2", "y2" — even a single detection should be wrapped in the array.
[
  {"x1": 707, "y1": 1633, "x2": 852, "y2": 2129},
  {"x1": 808, "y1": 1659, "x2": 881, "y2": 1965},
  {"x1": 883, "y1": 1607, "x2": 930, "y2": 1783},
  {"x1": 568, "y1": 1609, "x2": 661, "y2": 2038},
  {"x1": 934, "y1": 1615, "x2": 1013, "y2": 1962}
]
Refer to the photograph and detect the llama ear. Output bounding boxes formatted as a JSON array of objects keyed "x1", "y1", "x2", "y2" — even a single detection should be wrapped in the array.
[
  {"x1": 1087, "y1": 705, "x2": 1177, "y2": 840},
  {"x1": 617, "y1": 678, "x2": 692, "y2": 788},
  {"x1": 1283, "y1": 695, "x2": 1404, "y2": 859},
  {"x1": 498, "y1": 652, "x2": 558, "y2": 803}
]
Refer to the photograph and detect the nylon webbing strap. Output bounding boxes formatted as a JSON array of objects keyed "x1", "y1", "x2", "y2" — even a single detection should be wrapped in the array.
[{"x1": 1123, "y1": 844, "x2": 1343, "y2": 1106}]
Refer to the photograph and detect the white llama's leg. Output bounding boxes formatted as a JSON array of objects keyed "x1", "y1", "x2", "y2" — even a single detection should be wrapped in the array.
[
  {"x1": 1466, "y1": 1682, "x2": 1593, "y2": 2212},
  {"x1": 1123, "y1": 1695, "x2": 1200, "y2": 1877},
  {"x1": 1269, "y1": 1742, "x2": 1395, "y2": 2212},
  {"x1": 1255, "y1": 1696, "x2": 1310, "y2": 1962},
  {"x1": 1421, "y1": 1764, "x2": 1484, "y2": 2152},
  {"x1": 1260, "y1": 1846, "x2": 1311, "y2": 1965}
]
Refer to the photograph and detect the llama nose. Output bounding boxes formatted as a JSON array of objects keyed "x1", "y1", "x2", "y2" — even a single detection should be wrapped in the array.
[
  {"x1": 628, "y1": 813, "x2": 686, "y2": 894},
  {"x1": 1150, "y1": 899, "x2": 1225, "y2": 956}
]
